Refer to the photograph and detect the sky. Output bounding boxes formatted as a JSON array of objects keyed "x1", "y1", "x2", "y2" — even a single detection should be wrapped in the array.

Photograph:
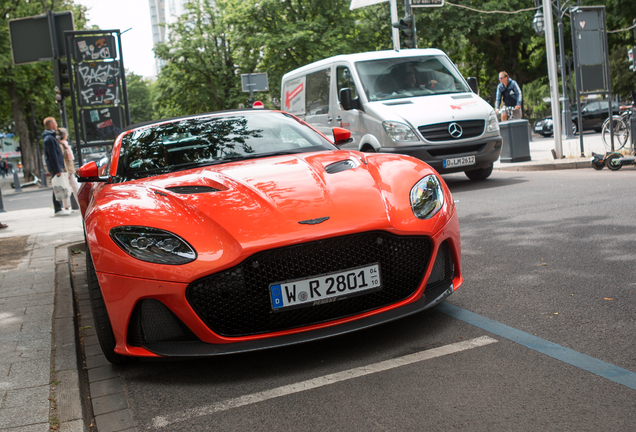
[{"x1": 75, "y1": 0, "x2": 157, "y2": 78}]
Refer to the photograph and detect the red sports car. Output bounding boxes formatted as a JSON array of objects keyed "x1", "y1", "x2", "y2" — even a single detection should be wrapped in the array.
[{"x1": 77, "y1": 110, "x2": 462, "y2": 363}]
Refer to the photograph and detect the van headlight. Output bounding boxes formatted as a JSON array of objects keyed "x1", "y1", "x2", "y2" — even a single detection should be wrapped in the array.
[
  {"x1": 486, "y1": 110, "x2": 500, "y2": 133},
  {"x1": 410, "y1": 175, "x2": 444, "y2": 219},
  {"x1": 382, "y1": 121, "x2": 419, "y2": 142}
]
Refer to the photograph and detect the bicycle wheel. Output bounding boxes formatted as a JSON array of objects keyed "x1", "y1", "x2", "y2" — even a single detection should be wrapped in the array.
[{"x1": 601, "y1": 116, "x2": 629, "y2": 151}]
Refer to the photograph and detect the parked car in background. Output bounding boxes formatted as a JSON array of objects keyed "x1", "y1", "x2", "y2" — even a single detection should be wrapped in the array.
[
  {"x1": 570, "y1": 100, "x2": 620, "y2": 134},
  {"x1": 533, "y1": 117, "x2": 553, "y2": 137},
  {"x1": 533, "y1": 100, "x2": 620, "y2": 137},
  {"x1": 76, "y1": 109, "x2": 462, "y2": 363}
]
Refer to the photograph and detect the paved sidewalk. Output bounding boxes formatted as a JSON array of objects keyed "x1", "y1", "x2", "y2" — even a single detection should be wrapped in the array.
[
  {"x1": 0, "y1": 183, "x2": 85, "y2": 431},
  {"x1": 494, "y1": 130, "x2": 618, "y2": 171}
]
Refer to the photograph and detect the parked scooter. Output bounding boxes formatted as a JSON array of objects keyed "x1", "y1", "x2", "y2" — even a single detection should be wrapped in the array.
[
  {"x1": 591, "y1": 152, "x2": 607, "y2": 170},
  {"x1": 606, "y1": 151, "x2": 636, "y2": 171},
  {"x1": 593, "y1": 150, "x2": 636, "y2": 171},
  {"x1": 11, "y1": 174, "x2": 40, "y2": 189}
]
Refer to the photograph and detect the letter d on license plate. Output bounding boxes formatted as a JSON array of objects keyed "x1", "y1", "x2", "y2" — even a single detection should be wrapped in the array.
[{"x1": 269, "y1": 264, "x2": 381, "y2": 311}]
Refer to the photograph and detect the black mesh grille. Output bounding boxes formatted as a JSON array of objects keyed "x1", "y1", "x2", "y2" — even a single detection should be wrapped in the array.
[
  {"x1": 418, "y1": 120, "x2": 485, "y2": 141},
  {"x1": 127, "y1": 299, "x2": 199, "y2": 347},
  {"x1": 186, "y1": 232, "x2": 433, "y2": 337},
  {"x1": 425, "y1": 241, "x2": 455, "y2": 291}
]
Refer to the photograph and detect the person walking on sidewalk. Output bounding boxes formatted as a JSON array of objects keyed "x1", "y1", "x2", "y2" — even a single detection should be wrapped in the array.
[
  {"x1": 42, "y1": 117, "x2": 72, "y2": 216},
  {"x1": 495, "y1": 71, "x2": 523, "y2": 121},
  {"x1": 57, "y1": 127, "x2": 80, "y2": 202}
]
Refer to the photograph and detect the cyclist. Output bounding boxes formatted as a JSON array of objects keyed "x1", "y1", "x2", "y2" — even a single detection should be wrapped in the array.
[{"x1": 495, "y1": 71, "x2": 523, "y2": 121}]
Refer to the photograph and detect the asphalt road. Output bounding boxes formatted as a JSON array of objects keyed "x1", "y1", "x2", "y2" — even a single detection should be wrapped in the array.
[
  {"x1": 98, "y1": 169, "x2": 636, "y2": 431},
  {"x1": 0, "y1": 188, "x2": 53, "y2": 212}
]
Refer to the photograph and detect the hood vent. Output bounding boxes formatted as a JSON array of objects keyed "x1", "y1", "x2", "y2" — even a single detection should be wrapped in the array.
[
  {"x1": 383, "y1": 100, "x2": 413, "y2": 106},
  {"x1": 451, "y1": 94, "x2": 474, "y2": 100},
  {"x1": 166, "y1": 186, "x2": 220, "y2": 194},
  {"x1": 325, "y1": 159, "x2": 359, "y2": 174}
]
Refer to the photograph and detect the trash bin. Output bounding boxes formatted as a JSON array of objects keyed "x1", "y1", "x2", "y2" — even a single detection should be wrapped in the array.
[{"x1": 499, "y1": 119, "x2": 531, "y2": 163}]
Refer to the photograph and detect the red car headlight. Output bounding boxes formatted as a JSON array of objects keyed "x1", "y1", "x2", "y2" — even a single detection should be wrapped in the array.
[
  {"x1": 410, "y1": 175, "x2": 444, "y2": 220},
  {"x1": 110, "y1": 226, "x2": 197, "y2": 265}
]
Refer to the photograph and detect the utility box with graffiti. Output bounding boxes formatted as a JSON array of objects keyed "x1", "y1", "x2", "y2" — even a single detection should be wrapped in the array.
[
  {"x1": 76, "y1": 61, "x2": 121, "y2": 106},
  {"x1": 80, "y1": 107, "x2": 125, "y2": 142},
  {"x1": 62, "y1": 29, "x2": 130, "y2": 166}
]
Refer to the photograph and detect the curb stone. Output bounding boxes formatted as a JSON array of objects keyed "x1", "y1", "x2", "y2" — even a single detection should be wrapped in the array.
[{"x1": 68, "y1": 243, "x2": 138, "y2": 432}]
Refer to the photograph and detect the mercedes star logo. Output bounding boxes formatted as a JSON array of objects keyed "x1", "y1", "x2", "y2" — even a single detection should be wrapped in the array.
[{"x1": 448, "y1": 122, "x2": 463, "y2": 139}]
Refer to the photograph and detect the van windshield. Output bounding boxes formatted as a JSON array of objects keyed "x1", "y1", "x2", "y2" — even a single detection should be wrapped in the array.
[{"x1": 355, "y1": 55, "x2": 471, "y2": 102}]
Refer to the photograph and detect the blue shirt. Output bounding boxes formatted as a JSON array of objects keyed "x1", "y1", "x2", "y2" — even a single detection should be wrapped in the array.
[{"x1": 495, "y1": 78, "x2": 522, "y2": 109}]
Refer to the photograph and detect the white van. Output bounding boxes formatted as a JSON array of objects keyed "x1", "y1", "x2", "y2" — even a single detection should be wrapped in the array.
[{"x1": 281, "y1": 49, "x2": 503, "y2": 180}]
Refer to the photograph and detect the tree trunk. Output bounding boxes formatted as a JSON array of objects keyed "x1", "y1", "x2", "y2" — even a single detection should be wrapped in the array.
[{"x1": 8, "y1": 81, "x2": 37, "y2": 182}]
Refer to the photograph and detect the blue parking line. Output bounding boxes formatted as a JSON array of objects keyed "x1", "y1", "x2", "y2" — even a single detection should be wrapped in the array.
[{"x1": 436, "y1": 302, "x2": 636, "y2": 390}]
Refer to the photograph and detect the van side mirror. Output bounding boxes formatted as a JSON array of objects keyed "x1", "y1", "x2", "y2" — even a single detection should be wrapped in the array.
[
  {"x1": 467, "y1": 77, "x2": 478, "y2": 95},
  {"x1": 339, "y1": 88, "x2": 361, "y2": 111}
]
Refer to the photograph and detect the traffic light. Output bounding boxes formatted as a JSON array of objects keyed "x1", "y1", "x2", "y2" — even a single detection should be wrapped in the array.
[
  {"x1": 629, "y1": 48, "x2": 635, "y2": 72},
  {"x1": 52, "y1": 59, "x2": 71, "y2": 98},
  {"x1": 392, "y1": 14, "x2": 417, "y2": 49}
]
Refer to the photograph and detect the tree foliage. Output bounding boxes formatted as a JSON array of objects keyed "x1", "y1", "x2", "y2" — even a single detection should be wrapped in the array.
[
  {"x1": 220, "y1": 0, "x2": 391, "y2": 108},
  {"x1": 126, "y1": 72, "x2": 154, "y2": 125},
  {"x1": 0, "y1": 0, "x2": 87, "y2": 180},
  {"x1": 152, "y1": 0, "x2": 240, "y2": 118}
]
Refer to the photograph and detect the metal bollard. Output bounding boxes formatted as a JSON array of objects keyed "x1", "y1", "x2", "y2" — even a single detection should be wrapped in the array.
[
  {"x1": 13, "y1": 169, "x2": 22, "y2": 193},
  {"x1": 0, "y1": 188, "x2": 5, "y2": 213}
]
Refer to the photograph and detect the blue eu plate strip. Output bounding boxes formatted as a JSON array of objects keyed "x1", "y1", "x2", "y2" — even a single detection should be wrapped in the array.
[
  {"x1": 436, "y1": 302, "x2": 636, "y2": 390},
  {"x1": 270, "y1": 285, "x2": 283, "y2": 309}
]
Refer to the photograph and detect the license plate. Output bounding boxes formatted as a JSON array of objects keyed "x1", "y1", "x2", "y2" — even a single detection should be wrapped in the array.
[
  {"x1": 443, "y1": 155, "x2": 475, "y2": 168},
  {"x1": 269, "y1": 264, "x2": 381, "y2": 311},
  {"x1": 534, "y1": 125, "x2": 543, "y2": 131}
]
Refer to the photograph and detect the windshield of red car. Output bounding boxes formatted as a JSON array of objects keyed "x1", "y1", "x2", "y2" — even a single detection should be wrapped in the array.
[{"x1": 117, "y1": 112, "x2": 335, "y2": 181}]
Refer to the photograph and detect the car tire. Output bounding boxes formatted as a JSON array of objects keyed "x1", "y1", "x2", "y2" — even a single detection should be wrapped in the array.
[
  {"x1": 465, "y1": 163, "x2": 493, "y2": 180},
  {"x1": 86, "y1": 249, "x2": 135, "y2": 364},
  {"x1": 572, "y1": 122, "x2": 579, "y2": 135},
  {"x1": 605, "y1": 153, "x2": 623, "y2": 171}
]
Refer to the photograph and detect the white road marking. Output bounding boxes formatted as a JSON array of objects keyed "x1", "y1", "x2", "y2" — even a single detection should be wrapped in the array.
[{"x1": 151, "y1": 335, "x2": 498, "y2": 428}]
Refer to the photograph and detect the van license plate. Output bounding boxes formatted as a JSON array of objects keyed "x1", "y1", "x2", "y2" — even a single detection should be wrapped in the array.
[
  {"x1": 269, "y1": 264, "x2": 381, "y2": 311},
  {"x1": 443, "y1": 156, "x2": 475, "y2": 168}
]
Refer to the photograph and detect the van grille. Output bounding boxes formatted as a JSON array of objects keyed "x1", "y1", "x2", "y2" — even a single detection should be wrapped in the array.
[{"x1": 419, "y1": 120, "x2": 485, "y2": 141}]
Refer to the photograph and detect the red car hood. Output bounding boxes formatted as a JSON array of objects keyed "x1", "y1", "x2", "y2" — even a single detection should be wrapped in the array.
[{"x1": 86, "y1": 150, "x2": 453, "y2": 281}]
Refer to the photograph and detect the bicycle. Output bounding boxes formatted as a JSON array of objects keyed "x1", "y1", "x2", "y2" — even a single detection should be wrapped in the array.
[
  {"x1": 499, "y1": 105, "x2": 517, "y2": 122},
  {"x1": 601, "y1": 103, "x2": 633, "y2": 151}
]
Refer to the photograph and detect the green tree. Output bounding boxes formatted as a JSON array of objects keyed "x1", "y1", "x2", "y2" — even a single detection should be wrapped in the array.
[
  {"x1": 126, "y1": 72, "x2": 154, "y2": 124},
  {"x1": 152, "y1": 0, "x2": 240, "y2": 118},
  {"x1": 0, "y1": 0, "x2": 87, "y2": 180},
  {"x1": 221, "y1": 0, "x2": 391, "y2": 106}
]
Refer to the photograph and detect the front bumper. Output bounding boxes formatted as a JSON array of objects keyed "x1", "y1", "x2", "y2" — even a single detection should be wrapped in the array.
[
  {"x1": 379, "y1": 136, "x2": 503, "y2": 174},
  {"x1": 97, "y1": 213, "x2": 462, "y2": 358}
]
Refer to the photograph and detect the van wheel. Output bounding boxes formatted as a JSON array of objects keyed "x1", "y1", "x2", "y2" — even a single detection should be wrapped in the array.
[
  {"x1": 465, "y1": 164, "x2": 493, "y2": 180},
  {"x1": 361, "y1": 145, "x2": 376, "y2": 153},
  {"x1": 86, "y1": 249, "x2": 135, "y2": 364}
]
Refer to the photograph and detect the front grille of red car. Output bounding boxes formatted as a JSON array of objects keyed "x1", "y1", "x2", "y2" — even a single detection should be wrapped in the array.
[{"x1": 186, "y1": 231, "x2": 433, "y2": 337}]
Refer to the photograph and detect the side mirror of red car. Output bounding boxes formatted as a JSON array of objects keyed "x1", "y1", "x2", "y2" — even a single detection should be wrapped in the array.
[
  {"x1": 76, "y1": 161, "x2": 108, "y2": 183},
  {"x1": 332, "y1": 127, "x2": 353, "y2": 146}
]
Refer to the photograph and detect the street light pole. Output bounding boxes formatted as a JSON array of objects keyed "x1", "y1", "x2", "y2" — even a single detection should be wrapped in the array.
[
  {"x1": 556, "y1": 0, "x2": 574, "y2": 139},
  {"x1": 543, "y1": 0, "x2": 563, "y2": 158}
]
